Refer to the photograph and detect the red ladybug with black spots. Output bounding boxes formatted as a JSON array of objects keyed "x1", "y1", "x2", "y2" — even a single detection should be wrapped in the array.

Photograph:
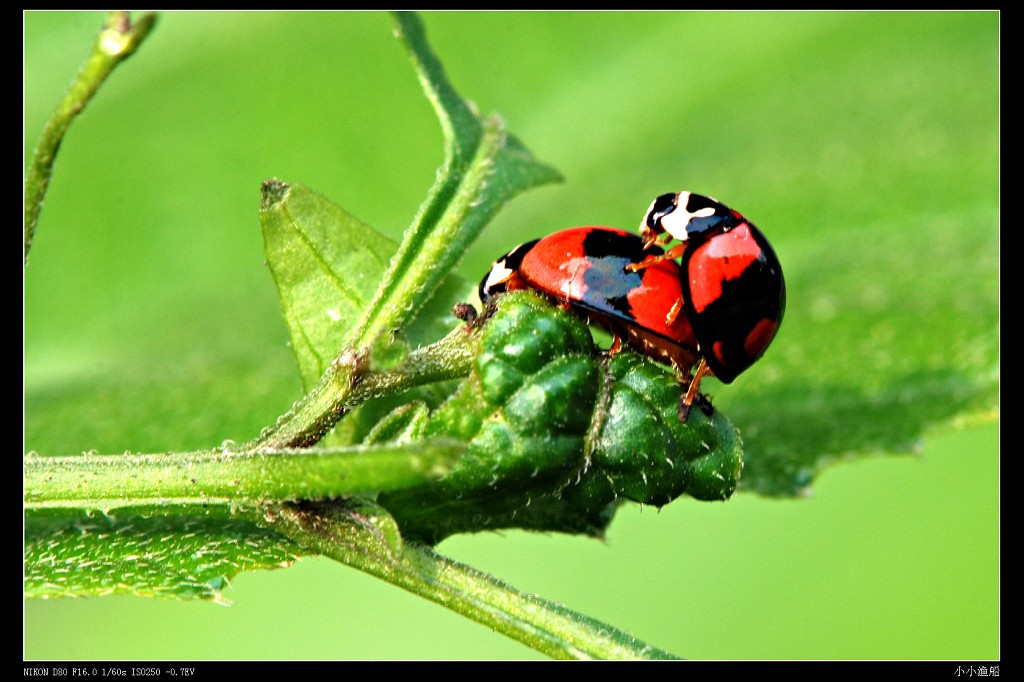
[{"x1": 478, "y1": 192, "x2": 785, "y2": 422}]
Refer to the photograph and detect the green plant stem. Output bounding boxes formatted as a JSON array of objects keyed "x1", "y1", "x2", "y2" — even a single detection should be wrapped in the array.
[
  {"x1": 24, "y1": 440, "x2": 464, "y2": 512},
  {"x1": 265, "y1": 500, "x2": 681, "y2": 660},
  {"x1": 24, "y1": 11, "x2": 156, "y2": 262},
  {"x1": 246, "y1": 314, "x2": 479, "y2": 450},
  {"x1": 351, "y1": 115, "x2": 503, "y2": 348}
]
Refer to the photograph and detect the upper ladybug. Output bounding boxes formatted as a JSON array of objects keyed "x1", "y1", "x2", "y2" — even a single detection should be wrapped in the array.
[{"x1": 632, "y1": 191, "x2": 785, "y2": 386}]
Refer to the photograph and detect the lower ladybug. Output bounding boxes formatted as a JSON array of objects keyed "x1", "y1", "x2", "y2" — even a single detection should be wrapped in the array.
[
  {"x1": 630, "y1": 191, "x2": 786, "y2": 405},
  {"x1": 479, "y1": 226, "x2": 712, "y2": 421}
]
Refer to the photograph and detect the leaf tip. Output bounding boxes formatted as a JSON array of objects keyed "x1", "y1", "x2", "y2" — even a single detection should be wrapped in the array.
[{"x1": 261, "y1": 178, "x2": 291, "y2": 211}]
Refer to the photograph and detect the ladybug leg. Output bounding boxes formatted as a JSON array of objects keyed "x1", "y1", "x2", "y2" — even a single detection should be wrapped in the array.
[
  {"x1": 659, "y1": 242, "x2": 688, "y2": 261},
  {"x1": 625, "y1": 253, "x2": 663, "y2": 273},
  {"x1": 622, "y1": 251, "x2": 663, "y2": 270},
  {"x1": 665, "y1": 297, "x2": 684, "y2": 326},
  {"x1": 678, "y1": 357, "x2": 712, "y2": 423},
  {"x1": 625, "y1": 243, "x2": 688, "y2": 273}
]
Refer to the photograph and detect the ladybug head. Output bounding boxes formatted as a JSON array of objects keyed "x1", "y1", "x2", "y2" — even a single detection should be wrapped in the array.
[
  {"x1": 639, "y1": 191, "x2": 740, "y2": 247},
  {"x1": 478, "y1": 239, "x2": 539, "y2": 303}
]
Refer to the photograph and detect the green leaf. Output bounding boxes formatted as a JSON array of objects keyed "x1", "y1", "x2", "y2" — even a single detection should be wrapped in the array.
[
  {"x1": 392, "y1": 10, "x2": 481, "y2": 171},
  {"x1": 23, "y1": 440, "x2": 464, "y2": 601},
  {"x1": 259, "y1": 180, "x2": 394, "y2": 390},
  {"x1": 728, "y1": 214, "x2": 998, "y2": 495},
  {"x1": 259, "y1": 179, "x2": 479, "y2": 390},
  {"x1": 25, "y1": 508, "x2": 301, "y2": 601}
]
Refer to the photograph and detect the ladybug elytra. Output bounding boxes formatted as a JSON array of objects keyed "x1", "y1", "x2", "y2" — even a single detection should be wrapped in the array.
[{"x1": 480, "y1": 227, "x2": 703, "y2": 372}]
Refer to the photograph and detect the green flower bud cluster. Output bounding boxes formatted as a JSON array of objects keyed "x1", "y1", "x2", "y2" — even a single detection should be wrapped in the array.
[{"x1": 378, "y1": 292, "x2": 742, "y2": 544}]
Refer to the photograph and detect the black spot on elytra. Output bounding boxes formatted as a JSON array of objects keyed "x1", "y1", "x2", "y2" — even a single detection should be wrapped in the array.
[
  {"x1": 580, "y1": 230, "x2": 650, "y2": 260},
  {"x1": 578, "y1": 231, "x2": 665, "y2": 317}
]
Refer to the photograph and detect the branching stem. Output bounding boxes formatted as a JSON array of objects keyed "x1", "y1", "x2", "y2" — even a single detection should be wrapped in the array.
[{"x1": 241, "y1": 318, "x2": 480, "y2": 450}]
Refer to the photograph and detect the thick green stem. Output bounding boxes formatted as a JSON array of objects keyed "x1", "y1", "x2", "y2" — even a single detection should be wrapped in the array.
[
  {"x1": 24, "y1": 11, "x2": 156, "y2": 262},
  {"x1": 24, "y1": 440, "x2": 464, "y2": 512}
]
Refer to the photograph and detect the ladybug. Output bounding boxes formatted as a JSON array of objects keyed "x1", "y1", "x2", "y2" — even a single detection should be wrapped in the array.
[
  {"x1": 630, "y1": 191, "x2": 786, "y2": 407},
  {"x1": 479, "y1": 226, "x2": 712, "y2": 420}
]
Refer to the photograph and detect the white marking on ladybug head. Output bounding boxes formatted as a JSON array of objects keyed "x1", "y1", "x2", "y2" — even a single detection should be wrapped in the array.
[
  {"x1": 483, "y1": 259, "x2": 515, "y2": 292},
  {"x1": 659, "y1": 191, "x2": 718, "y2": 242}
]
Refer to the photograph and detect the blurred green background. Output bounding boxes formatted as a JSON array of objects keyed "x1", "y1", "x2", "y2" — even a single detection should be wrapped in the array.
[{"x1": 24, "y1": 11, "x2": 998, "y2": 660}]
